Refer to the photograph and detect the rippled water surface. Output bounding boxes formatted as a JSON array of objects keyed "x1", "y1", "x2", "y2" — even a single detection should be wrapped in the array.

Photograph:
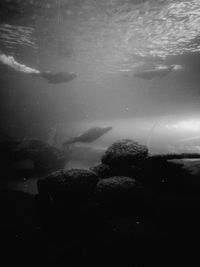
[
  {"x1": 1, "y1": 0, "x2": 200, "y2": 76},
  {"x1": 1, "y1": 0, "x2": 200, "y2": 163}
]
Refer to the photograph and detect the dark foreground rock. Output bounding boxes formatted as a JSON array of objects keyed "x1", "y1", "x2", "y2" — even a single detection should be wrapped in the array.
[
  {"x1": 168, "y1": 159, "x2": 200, "y2": 193},
  {"x1": 37, "y1": 168, "x2": 99, "y2": 201},
  {"x1": 36, "y1": 169, "x2": 99, "y2": 245},
  {"x1": 140, "y1": 156, "x2": 200, "y2": 194},
  {"x1": 82, "y1": 176, "x2": 155, "y2": 267},
  {"x1": 94, "y1": 176, "x2": 144, "y2": 204},
  {"x1": 0, "y1": 190, "x2": 45, "y2": 267},
  {"x1": 139, "y1": 157, "x2": 184, "y2": 192},
  {"x1": 101, "y1": 139, "x2": 148, "y2": 167},
  {"x1": 92, "y1": 176, "x2": 153, "y2": 217}
]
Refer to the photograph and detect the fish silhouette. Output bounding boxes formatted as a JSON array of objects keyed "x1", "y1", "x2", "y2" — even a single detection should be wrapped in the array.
[
  {"x1": 0, "y1": 53, "x2": 77, "y2": 84},
  {"x1": 40, "y1": 71, "x2": 77, "y2": 84},
  {"x1": 63, "y1": 126, "x2": 112, "y2": 146},
  {"x1": 133, "y1": 65, "x2": 175, "y2": 80}
]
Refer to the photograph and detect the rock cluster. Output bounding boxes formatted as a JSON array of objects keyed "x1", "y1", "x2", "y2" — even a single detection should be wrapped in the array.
[{"x1": 36, "y1": 139, "x2": 200, "y2": 267}]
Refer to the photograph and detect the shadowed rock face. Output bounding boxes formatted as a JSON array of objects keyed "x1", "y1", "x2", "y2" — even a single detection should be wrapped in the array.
[
  {"x1": 139, "y1": 156, "x2": 200, "y2": 194},
  {"x1": 92, "y1": 176, "x2": 153, "y2": 218},
  {"x1": 101, "y1": 139, "x2": 148, "y2": 167},
  {"x1": 36, "y1": 168, "x2": 100, "y2": 245},
  {"x1": 0, "y1": 190, "x2": 45, "y2": 267},
  {"x1": 90, "y1": 163, "x2": 140, "y2": 179},
  {"x1": 94, "y1": 176, "x2": 143, "y2": 202},
  {"x1": 37, "y1": 168, "x2": 99, "y2": 201}
]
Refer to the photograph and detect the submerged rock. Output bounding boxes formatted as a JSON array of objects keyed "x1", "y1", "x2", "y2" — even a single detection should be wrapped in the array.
[
  {"x1": 37, "y1": 168, "x2": 99, "y2": 243},
  {"x1": 90, "y1": 162, "x2": 140, "y2": 179},
  {"x1": 14, "y1": 138, "x2": 69, "y2": 174},
  {"x1": 140, "y1": 157, "x2": 183, "y2": 192},
  {"x1": 93, "y1": 176, "x2": 152, "y2": 216},
  {"x1": 37, "y1": 168, "x2": 99, "y2": 201},
  {"x1": 140, "y1": 156, "x2": 200, "y2": 193},
  {"x1": 0, "y1": 134, "x2": 71, "y2": 178},
  {"x1": 94, "y1": 176, "x2": 142, "y2": 201},
  {"x1": 168, "y1": 159, "x2": 200, "y2": 193},
  {"x1": 101, "y1": 139, "x2": 148, "y2": 167}
]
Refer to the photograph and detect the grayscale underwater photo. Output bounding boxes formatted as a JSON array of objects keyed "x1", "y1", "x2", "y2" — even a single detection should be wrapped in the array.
[{"x1": 1, "y1": 0, "x2": 200, "y2": 266}]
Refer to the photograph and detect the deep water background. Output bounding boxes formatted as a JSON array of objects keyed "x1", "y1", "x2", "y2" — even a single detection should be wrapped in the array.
[
  {"x1": 1, "y1": 0, "x2": 200, "y2": 184},
  {"x1": 1, "y1": 0, "x2": 200, "y2": 152}
]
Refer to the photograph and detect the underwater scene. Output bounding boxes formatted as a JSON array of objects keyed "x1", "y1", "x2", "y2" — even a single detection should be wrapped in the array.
[{"x1": 1, "y1": 0, "x2": 200, "y2": 266}]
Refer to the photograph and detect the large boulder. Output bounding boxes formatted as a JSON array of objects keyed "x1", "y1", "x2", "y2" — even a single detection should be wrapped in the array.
[
  {"x1": 37, "y1": 168, "x2": 99, "y2": 202},
  {"x1": 101, "y1": 139, "x2": 148, "y2": 167}
]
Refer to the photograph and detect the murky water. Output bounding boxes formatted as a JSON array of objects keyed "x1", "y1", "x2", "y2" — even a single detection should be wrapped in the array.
[
  {"x1": 1, "y1": 4, "x2": 200, "y2": 267},
  {"x1": 1, "y1": 0, "x2": 200, "y2": 193}
]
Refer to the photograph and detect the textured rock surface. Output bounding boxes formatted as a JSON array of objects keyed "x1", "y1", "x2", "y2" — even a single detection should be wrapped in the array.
[
  {"x1": 101, "y1": 139, "x2": 148, "y2": 167},
  {"x1": 93, "y1": 176, "x2": 152, "y2": 216},
  {"x1": 94, "y1": 176, "x2": 142, "y2": 199},
  {"x1": 90, "y1": 163, "x2": 140, "y2": 179},
  {"x1": 37, "y1": 168, "x2": 99, "y2": 200}
]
